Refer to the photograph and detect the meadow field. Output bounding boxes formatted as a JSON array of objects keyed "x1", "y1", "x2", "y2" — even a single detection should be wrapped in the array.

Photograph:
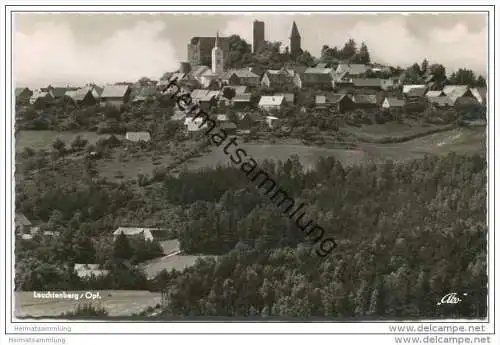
[
  {"x1": 15, "y1": 290, "x2": 162, "y2": 318},
  {"x1": 15, "y1": 130, "x2": 124, "y2": 152}
]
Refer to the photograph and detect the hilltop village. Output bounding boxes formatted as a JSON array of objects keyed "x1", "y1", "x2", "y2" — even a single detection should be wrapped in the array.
[{"x1": 14, "y1": 20, "x2": 487, "y2": 319}]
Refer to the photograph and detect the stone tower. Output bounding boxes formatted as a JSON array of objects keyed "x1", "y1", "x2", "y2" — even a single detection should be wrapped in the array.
[
  {"x1": 290, "y1": 21, "x2": 301, "y2": 57},
  {"x1": 211, "y1": 31, "x2": 224, "y2": 74}
]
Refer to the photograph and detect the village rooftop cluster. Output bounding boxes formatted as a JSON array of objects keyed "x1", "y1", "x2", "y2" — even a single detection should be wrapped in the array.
[{"x1": 15, "y1": 20, "x2": 487, "y2": 142}]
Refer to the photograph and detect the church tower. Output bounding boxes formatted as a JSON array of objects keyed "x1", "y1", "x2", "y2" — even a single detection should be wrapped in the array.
[
  {"x1": 211, "y1": 32, "x2": 224, "y2": 74},
  {"x1": 290, "y1": 21, "x2": 301, "y2": 57}
]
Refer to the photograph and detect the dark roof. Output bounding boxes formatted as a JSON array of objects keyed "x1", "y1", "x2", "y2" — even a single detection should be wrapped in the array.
[
  {"x1": 407, "y1": 87, "x2": 427, "y2": 97},
  {"x1": 291, "y1": 21, "x2": 301, "y2": 38},
  {"x1": 15, "y1": 213, "x2": 31, "y2": 226},
  {"x1": 52, "y1": 87, "x2": 69, "y2": 98},
  {"x1": 15, "y1": 87, "x2": 31, "y2": 97},
  {"x1": 353, "y1": 94, "x2": 378, "y2": 104},
  {"x1": 219, "y1": 122, "x2": 237, "y2": 130},
  {"x1": 352, "y1": 78, "x2": 382, "y2": 88},
  {"x1": 316, "y1": 93, "x2": 352, "y2": 105}
]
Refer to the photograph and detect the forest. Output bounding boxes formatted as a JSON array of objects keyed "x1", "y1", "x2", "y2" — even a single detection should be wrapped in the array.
[{"x1": 15, "y1": 137, "x2": 487, "y2": 318}]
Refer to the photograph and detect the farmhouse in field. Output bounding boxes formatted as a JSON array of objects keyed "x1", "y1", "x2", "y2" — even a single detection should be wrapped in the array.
[
  {"x1": 100, "y1": 84, "x2": 131, "y2": 107},
  {"x1": 125, "y1": 131, "x2": 151, "y2": 143},
  {"x1": 29, "y1": 89, "x2": 53, "y2": 105},
  {"x1": 442, "y1": 85, "x2": 477, "y2": 105},
  {"x1": 74, "y1": 264, "x2": 110, "y2": 279}
]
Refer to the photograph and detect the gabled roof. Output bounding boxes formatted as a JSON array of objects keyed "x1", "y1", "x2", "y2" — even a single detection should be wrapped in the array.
[
  {"x1": 101, "y1": 85, "x2": 130, "y2": 98},
  {"x1": 316, "y1": 93, "x2": 352, "y2": 105},
  {"x1": 125, "y1": 132, "x2": 151, "y2": 142},
  {"x1": 352, "y1": 78, "x2": 382, "y2": 88},
  {"x1": 191, "y1": 89, "x2": 219, "y2": 102},
  {"x1": 259, "y1": 95, "x2": 286, "y2": 107},
  {"x1": 15, "y1": 213, "x2": 31, "y2": 226},
  {"x1": 15, "y1": 87, "x2": 31, "y2": 97},
  {"x1": 384, "y1": 97, "x2": 405, "y2": 107},
  {"x1": 316, "y1": 63, "x2": 328, "y2": 69},
  {"x1": 233, "y1": 93, "x2": 252, "y2": 102},
  {"x1": 113, "y1": 227, "x2": 159, "y2": 241},
  {"x1": 304, "y1": 67, "x2": 333, "y2": 75},
  {"x1": 442, "y1": 85, "x2": 470, "y2": 103},
  {"x1": 470, "y1": 87, "x2": 487, "y2": 104},
  {"x1": 335, "y1": 64, "x2": 369, "y2": 76},
  {"x1": 427, "y1": 96, "x2": 453, "y2": 107},
  {"x1": 51, "y1": 87, "x2": 69, "y2": 98},
  {"x1": 353, "y1": 94, "x2": 378, "y2": 105},
  {"x1": 65, "y1": 87, "x2": 95, "y2": 102},
  {"x1": 229, "y1": 69, "x2": 260, "y2": 78},
  {"x1": 426, "y1": 90, "x2": 444, "y2": 98},
  {"x1": 190, "y1": 65, "x2": 211, "y2": 78},
  {"x1": 406, "y1": 87, "x2": 427, "y2": 97},
  {"x1": 402, "y1": 84, "x2": 426, "y2": 94},
  {"x1": 274, "y1": 93, "x2": 295, "y2": 104},
  {"x1": 222, "y1": 85, "x2": 248, "y2": 95}
]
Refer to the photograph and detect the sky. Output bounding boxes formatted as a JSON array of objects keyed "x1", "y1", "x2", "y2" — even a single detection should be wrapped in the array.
[{"x1": 13, "y1": 12, "x2": 488, "y2": 88}]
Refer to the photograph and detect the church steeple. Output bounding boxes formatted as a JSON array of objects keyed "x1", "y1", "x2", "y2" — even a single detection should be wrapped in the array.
[
  {"x1": 211, "y1": 31, "x2": 224, "y2": 74},
  {"x1": 290, "y1": 21, "x2": 301, "y2": 39},
  {"x1": 290, "y1": 21, "x2": 301, "y2": 58},
  {"x1": 215, "y1": 31, "x2": 220, "y2": 48}
]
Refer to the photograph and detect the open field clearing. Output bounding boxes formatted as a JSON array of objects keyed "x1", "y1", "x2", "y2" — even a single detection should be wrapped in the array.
[
  {"x1": 183, "y1": 126, "x2": 485, "y2": 171},
  {"x1": 15, "y1": 290, "x2": 161, "y2": 318},
  {"x1": 15, "y1": 130, "x2": 123, "y2": 152},
  {"x1": 342, "y1": 122, "x2": 454, "y2": 143}
]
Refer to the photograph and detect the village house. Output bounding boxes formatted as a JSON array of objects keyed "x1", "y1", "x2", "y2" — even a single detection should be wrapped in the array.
[
  {"x1": 15, "y1": 213, "x2": 32, "y2": 235},
  {"x1": 100, "y1": 84, "x2": 131, "y2": 107},
  {"x1": 261, "y1": 69, "x2": 295, "y2": 89},
  {"x1": 442, "y1": 85, "x2": 478, "y2": 105},
  {"x1": 352, "y1": 94, "x2": 378, "y2": 110},
  {"x1": 113, "y1": 227, "x2": 169, "y2": 242},
  {"x1": 223, "y1": 69, "x2": 260, "y2": 88},
  {"x1": 15, "y1": 87, "x2": 33, "y2": 104},
  {"x1": 184, "y1": 116, "x2": 208, "y2": 132},
  {"x1": 230, "y1": 93, "x2": 252, "y2": 109},
  {"x1": 316, "y1": 93, "x2": 356, "y2": 113},
  {"x1": 402, "y1": 84, "x2": 427, "y2": 95},
  {"x1": 335, "y1": 63, "x2": 370, "y2": 77},
  {"x1": 73, "y1": 264, "x2": 110, "y2": 279},
  {"x1": 258, "y1": 95, "x2": 286, "y2": 112},
  {"x1": 191, "y1": 89, "x2": 220, "y2": 111},
  {"x1": 351, "y1": 78, "x2": 385, "y2": 91},
  {"x1": 131, "y1": 86, "x2": 157, "y2": 104},
  {"x1": 219, "y1": 121, "x2": 238, "y2": 134},
  {"x1": 265, "y1": 115, "x2": 280, "y2": 129},
  {"x1": 427, "y1": 96, "x2": 454, "y2": 109},
  {"x1": 382, "y1": 97, "x2": 405, "y2": 110},
  {"x1": 293, "y1": 68, "x2": 333, "y2": 90},
  {"x1": 125, "y1": 131, "x2": 151, "y2": 143},
  {"x1": 406, "y1": 87, "x2": 427, "y2": 99},
  {"x1": 29, "y1": 89, "x2": 53, "y2": 106},
  {"x1": 470, "y1": 87, "x2": 487, "y2": 105},
  {"x1": 275, "y1": 93, "x2": 295, "y2": 105},
  {"x1": 64, "y1": 87, "x2": 97, "y2": 106}
]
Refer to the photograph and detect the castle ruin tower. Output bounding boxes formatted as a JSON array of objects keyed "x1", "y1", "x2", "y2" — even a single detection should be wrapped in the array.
[
  {"x1": 290, "y1": 21, "x2": 301, "y2": 58},
  {"x1": 211, "y1": 31, "x2": 224, "y2": 74}
]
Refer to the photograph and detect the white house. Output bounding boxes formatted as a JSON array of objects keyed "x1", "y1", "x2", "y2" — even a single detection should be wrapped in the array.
[
  {"x1": 125, "y1": 131, "x2": 151, "y2": 142},
  {"x1": 258, "y1": 95, "x2": 286, "y2": 111}
]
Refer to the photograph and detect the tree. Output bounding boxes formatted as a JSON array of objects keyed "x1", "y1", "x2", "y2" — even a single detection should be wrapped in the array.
[
  {"x1": 222, "y1": 87, "x2": 236, "y2": 101},
  {"x1": 449, "y1": 68, "x2": 476, "y2": 86},
  {"x1": 429, "y1": 64, "x2": 446, "y2": 83},
  {"x1": 476, "y1": 75, "x2": 486, "y2": 87},
  {"x1": 113, "y1": 232, "x2": 133, "y2": 261},
  {"x1": 52, "y1": 138, "x2": 66, "y2": 157},
  {"x1": 421, "y1": 59, "x2": 429, "y2": 74},
  {"x1": 356, "y1": 42, "x2": 371, "y2": 64},
  {"x1": 341, "y1": 39, "x2": 357, "y2": 60},
  {"x1": 296, "y1": 50, "x2": 315, "y2": 67},
  {"x1": 71, "y1": 135, "x2": 88, "y2": 151}
]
